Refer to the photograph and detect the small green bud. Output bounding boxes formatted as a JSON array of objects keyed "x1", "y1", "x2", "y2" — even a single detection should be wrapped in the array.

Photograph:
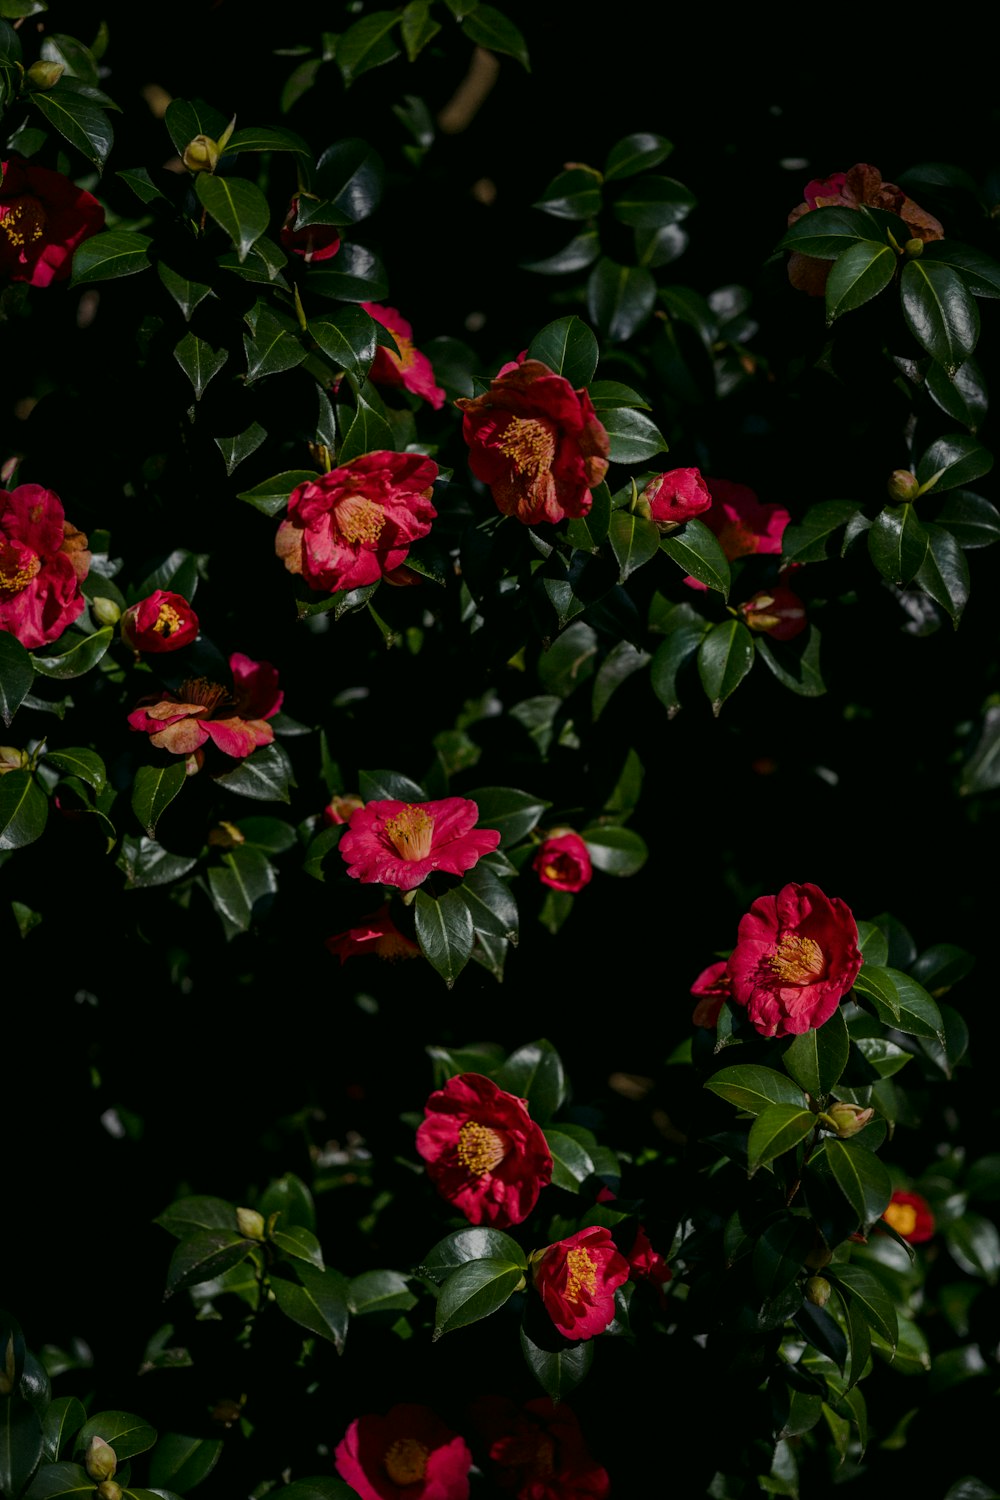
[
  {"x1": 26, "y1": 60, "x2": 65, "y2": 89},
  {"x1": 92, "y1": 596, "x2": 121, "y2": 628},
  {"x1": 805, "y1": 1275, "x2": 832, "y2": 1308},
  {"x1": 96, "y1": 1482, "x2": 122, "y2": 1500},
  {"x1": 0, "y1": 747, "x2": 26, "y2": 775},
  {"x1": 236, "y1": 1207, "x2": 266, "y2": 1240},
  {"x1": 824, "y1": 1101, "x2": 875, "y2": 1138},
  {"x1": 182, "y1": 134, "x2": 220, "y2": 174},
  {"x1": 85, "y1": 1437, "x2": 117, "y2": 1483},
  {"x1": 887, "y1": 469, "x2": 920, "y2": 504},
  {"x1": 904, "y1": 238, "x2": 924, "y2": 257}
]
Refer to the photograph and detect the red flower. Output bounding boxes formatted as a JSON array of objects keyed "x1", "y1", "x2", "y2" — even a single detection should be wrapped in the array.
[
  {"x1": 882, "y1": 1190, "x2": 935, "y2": 1244},
  {"x1": 276, "y1": 451, "x2": 438, "y2": 594},
  {"x1": 0, "y1": 483, "x2": 90, "y2": 648},
  {"x1": 473, "y1": 1395, "x2": 610, "y2": 1500},
  {"x1": 641, "y1": 466, "x2": 712, "y2": 529},
  {"x1": 279, "y1": 196, "x2": 341, "y2": 264},
  {"x1": 626, "y1": 1224, "x2": 673, "y2": 1298},
  {"x1": 339, "y1": 797, "x2": 500, "y2": 892},
  {"x1": 690, "y1": 960, "x2": 731, "y2": 1028},
  {"x1": 726, "y1": 881, "x2": 862, "y2": 1038},
  {"x1": 127, "y1": 651, "x2": 283, "y2": 759},
  {"x1": 120, "y1": 590, "x2": 199, "y2": 653},
  {"x1": 456, "y1": 357, "x2": 610, "y2": 526},
  {"x1": 531, "y1": 1226, "x2": 630, "y2": 1341},
  {"x1": 737, "y1": 584, "x2": 807, "y2": 642},
  {"x1": 334, "y1": 1403, "x2": 472, "y2": 1500},
  {"x1": 362, "y1": 302, "x2": 446, "y2": 410},
  {"x1": 532, "y1": 831, "x2": 592, "y2": 894},
  {"x1": 323, "y1": 793, "x2": 365, "y2": 827},
  {"x1": 416, "y1": 1072, "x2": 552, "y2": 1228},
  {"x1": 0, "y1": 159, "x2": 104, "y2": 287},
  {"x1": 685, "y1": 477, "x2": 789, "y2": 589},
  {"x1": 326, "y1": 906, "x2": 420, "y2": 964}
]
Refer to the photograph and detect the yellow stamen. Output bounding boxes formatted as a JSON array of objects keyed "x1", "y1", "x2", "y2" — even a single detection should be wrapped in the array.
[
  {"x1": 383, "y1": 1438, "x2": 428, "y2": 1486},
  {"x1": 383, "y1": 805, "x2": 434, "y2": 861},
  {"x1": 0, "y1": 197, "x2": 46, "y2": 249},
  {"x1": 496, "y1": 416, "x2": 556, "y2": 478},
  {"x1": 153, "y1": 602, "x2": 185, "y2": 637},
  {"x1": 769, "y1": 934, "x2": 824, "y2": 984},
  {"x1": 388, "y1": 332, "x2": 416, "y2": 371},
  {"x1": 0, "y1": 543, "x2": 41, "y2": 595},
  {"x1": 565, "y1": 1246, "x2": 597, "y2": 1302},
  {"x1": 883, "y1": 1202, "x2": 918, "y2": 1237},
  {"x1": 456, "y1": 1121, "x2": 508, "y2": 1175},
  {"x1": 336, "y1": 495, "x2": 385, "y2": 546},
  {"x1": 177, "y1": 677, "x2": 229, "y2": 713}
]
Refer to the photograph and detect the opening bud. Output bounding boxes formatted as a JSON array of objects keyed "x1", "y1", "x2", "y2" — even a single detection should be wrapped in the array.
[
  {"x1": 904, "y1": 238, "x2": 924, "y2": 257},
  {"x1": 805, "y1": 1276, "x2": 832, "y2": 1308},
  {"x1": 236, "y1": 1207, "x2": 266, "y2": 1240},
  {"x1": 182, "y1": 134, "x2": 221, "y2": 174},
  {"x1": 91, "y1": 596, "x2": 121, "y2": 628},
  {"x1": 85, "y1": 1437, "x2": 118, "y2": 1483},
  {"x1": 26, "y1": 60, "x2": 65, "y2": 89},
  {"x1": 0, "y1": 747, "x2": 27, "y2": 775},
  {"x1": 824, "y1": 1102, "x2": 875, "y2": 1138},
  {"x1": 887, "y1": 469, "x2": 920, "y2": 503}
]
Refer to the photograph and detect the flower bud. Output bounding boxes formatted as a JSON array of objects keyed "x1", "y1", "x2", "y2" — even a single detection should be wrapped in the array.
[
  {"x1": 887, "y1": 469, "x2": 920, "y2": 503},
  {"x1": 805, "y1": 1276, "x2": 831, "y2": 1308},
  {"x1": 96, "y1": 1483, "x2": 122, "y2": 1500},
  {"x1": 236, "y1": 1207, "x2": 266, "y2": 1240},
  {"x1": 26, "y1": 60, "x2": 65, "y2": 89},
  {"x1": 182, "y1": 134, "x2": 220, "y2": 174},
  {"x1": 91, "y1": 595, "x2": 121, "y2": 628},
  {"x1": 904, "y1": 238, "x2": 924, "y2": 258},
  {"x1": 0, "y1": 746, "x2": 26, "y2": 775},
  {"x1": 208, "y1": 820, "x2": 245, "y2": 849},
  {"x1": 85, "y1": 1437, "x2": 117, "y2": 1483},
  {"x1": 824, "y1": 1102, "x2": 875, "y2": 1138}
]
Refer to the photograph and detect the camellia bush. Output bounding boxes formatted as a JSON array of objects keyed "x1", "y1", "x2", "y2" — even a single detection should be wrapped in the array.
[{"x1": 3, "y1": 5, "x2": 1000, "y2": 1500}]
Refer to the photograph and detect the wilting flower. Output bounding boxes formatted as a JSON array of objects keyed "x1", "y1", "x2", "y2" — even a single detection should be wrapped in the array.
[
  {"x1": 326, "y1": 906, "x2": 420, "y2": 964},
  {"x1": 726, "y1": 881, "x2": 862, "y2": 1038},
  {"x1": 640, "y1": 466, "x2": 713, "y2": 530},
  {"x1": 0, "y1": 159, "x2": 105, "y2": 287},
  {"x1": 456, "y1": 357, "x2": 609, "y2": 526},
  {"x1": 531, "y1": 1226, "x2": 630, "y2": 1341},
  {"x1": 323, "y1": 793, "x2": 365, "y2": 827},
  {"x1": 690, "y1": 960, "x2": 731, "y2": 1029},
  {"x1": 334, "y1": 1403, "x2": 473, "y2": 1500},
  {"x1": 0, "y1": 483, "x2": 90, "y2": 648},
  {"x1": 276, "y1": 451, "x2": 438, "y2": 594},
  {"x1": 279, "y1": 196, "x2": 341, "y2": 264},
  {"x1": 786, "y1": 163, "x2": 944, "y2": 296},
  {"x1": 737, "y1": 584, "x2": 807, "y2": 641},
  {"x1": 416, "y1": 1072, "x2": 552, "y2": 1227},
  {"x1": 532, "y1": 831, "x2": 592, "y2": 894},
  {"x1": 120, "y1": 590, "x2": 199, "y2": 653},
  {"x1": 339, "y1": 797, "x2": 500, "y2": 892},
  {"x1": 127, "y1": 652, "x2": 282, "y2": 759},
  {"x1": 882, "y1": 1190, "x2": 935, "y2": 1244},
  {"x1": 362, "y1": 302, "x2": 446, "y2": 410},
  {"x1": 685, "y1": 477, "x2": 789, "y2": 589},
  {"x1": 473, "y1": 1395, "x2": 610, "y2": 1500}
]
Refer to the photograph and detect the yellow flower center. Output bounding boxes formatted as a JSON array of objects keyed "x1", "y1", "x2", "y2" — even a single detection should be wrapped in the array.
[
  {"x1": 383, "y1": 805, "x2": 434, "y2": 861},
  {"x1": 564, "y1": 1246, "x2": 597, "y2": 1301},
  {"x1": 883, "y1": 1201, "x2": 918, "y2": 1237},
  {"x1": 336, "y1": 494, "x2": 385, "y2": 546},
  {"x1": 383, "y1": 1438, "x2": 429, "y2": 1486},
  {"x1": 769, "y1": 934, "x2": 824, "y2": 984},
  {"x1": 0, "y1": 540, "x2": 41, "y2": 595},
  {"x1": 0, "y1": 196, "x2": 46, "y2": 250},
  {"x1": 496, "y1": 416, "x2": 556, "y2": 478},
  {"x1": 388, "y1": 331, "x2": 416, "y2": 371},
  {"x1": 153, "y1": 602, "x2": 185, "y2": 637},
  {"x1": 456, "y1": 1121, "x2": 508, "y2": 1175}
]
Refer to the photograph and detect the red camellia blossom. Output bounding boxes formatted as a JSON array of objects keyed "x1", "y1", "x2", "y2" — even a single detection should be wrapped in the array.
[
  {"x1": 726, "y1": 881, "x2": 862, "y2": 1038},
  {"x1": 456, "y1": 357, "x2": 610, "y2": 526},
  {"x1": 641, "y1": 466, "x2": 713, "y2": 529},
  {"x1": 685, "y1": 477, "x2": 789, "y2": 589},
  {"x1": 737, "y1": 584, "x2": 807, "y2": 642},
  {"x1": 120, "y1": 590, "x2": 199, "y2": 653},
  {"x1": 326, "y1": 906, "x2": 420, "y2": 964},
  {"x1": 882, "y1": 1190, "x2": 936, "y2": 1244},
  {"x1": 627, "y1": 1223, "x2": 673, "y2": 1299},
  {"x1": 339, "y1": 797, "x2": 500, "y2": 892},
  {"x1": 416, "y1": 1072, "x2": 552, "y2": 1227},
  {"x1": 532, "y1": 831, "x2": 592, "y2": 893},
  {"x1": 334, "y1": 1403, "x2": 473, "y2": 1500},
  {"x1": 0, "y1": 159, "x2": 104, "y2": 287},
  {"x1": 362, "y1": 302, "x2": 446, "y2": 410},
  {"x1": 0, "y1": 483, "x2": 90, "y2": 648},
  {"x1": 276, "y1": 451, "x2": 438, "y2": 594},
  {"x1": 323, "y1": 792, "x2": 365, "y2": 827},
  {"x1": 474, "y1": 1395, "x2": 610, "y2": 1500},
  {"x1": 278, "y1": 195, "x2": 341, "y2": 264},
  {"x1": 127, "y1": 651, "x2": 282, "y2": 759},
  {"x1": 532, "y1": 1226, "x2": 630, "y2": 1341},
  {"x1": 690, "y1": 960, "x2": 731, "y2": 1028}
]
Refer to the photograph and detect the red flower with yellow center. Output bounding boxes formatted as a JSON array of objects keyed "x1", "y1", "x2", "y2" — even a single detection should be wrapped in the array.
[
  {"x1": 737, "y1": 584, "x2": 807, "y2": 641},
  {"x1": 532, "y1": 830, "x2": 592, "y2": 894},
  {"x1": 0, "y1": 159, "x2": 105, "y2": 287},
  {"x1": 339, "y1": 796, "x2": 500, "y2": 892},
  {"x1": 334, "y1": 1403, "x2": 472, "y2": 1500},
  {"x1": 532, "y1": 1226, "x2": 630, "y2": 1341},
  {"x1": 325, "y1": 905, "x2": 420, "y2": 964},
  {"x1": 120, "y1": 590, "x2": 199, "y2": 654},
  {"x1": 127, "y1": 652, "x2": 283, "y2": 760},
  {"x1": 0, "y1": 482, "x2": 90, "y2": 648},
  {"x1": 882, "y1": 1190, "x2": 935, "y2": 1244},
  {"x1": 362, "y1": 302, "x2": 446, "y2": 409},
  {"x1": 684, "y1": 477, "x2": 789, "y2": 589}
]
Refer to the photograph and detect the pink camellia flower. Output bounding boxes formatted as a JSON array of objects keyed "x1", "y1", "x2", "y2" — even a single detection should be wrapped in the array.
[
  {"x1": 362, "y1": 302, "x2": 446, "y2": 410},
  {"x1": 120, "y1": 590, "x2": 199, "y2": 653},
  {"x1": 532, "y1": 831, "x2": 592, "y2": 894},
  {"x1": 127, "y1": 651, "x2": 282, "y2": 759},
  {"x1": 456, "y1": 357, "x2": 610, "y2": 526},
  {"x1": 326, "y1": 906, "x2": 421, "y2": 964},
  {"x1": 323, "y1": 792, "x2": 365, "y2": 827},
  {"x1": 640, "y1": 466, "x2": 712, "y2": 530},
  {"x1": 339, "y1": 797, "x2": 500, "y2": 892},
  {"x1": 278, "y1": 195, "x2": 341, "y2": 264},
  {"x1": 0, "y1": 159, "x2": 105, "y2": 287},
  {"x1": 737, "y1": 584, "x2": 807, "y2": 642},
  {"x1": 690, "y1": 960, "x2": 731, "y2": 1029},
  {"x1": 685, "y1": 477, "x2": 789, "y2": 589},
  {"x1": 882, "y1": 1189, "x2": 935, "y2": 1244},
  {"x1": 276, "y1": 451, "x2": 438, "y2": 594},
  {"x1": 726, "y1": 881, "x2": 862, "y2": 1038},
  {"x1": 531, "y1": 1226, "x2": 630, "y2": 1341},
  {"x1": 416, "y1": 1072, "x2": 552, "y2": 1227},
  {"x1": 0, "y1": 483, "x2": 90, "y2": 648},
  {"x1": 626, "y1": 1224, "x2": 673, "y2": 1302},
  {"x1": 473, "y1": 1395, "x2": 610, "y2": 1500},
  {"x1": 334, "y1": 1403, "x2": 473, "y2": 1500}
]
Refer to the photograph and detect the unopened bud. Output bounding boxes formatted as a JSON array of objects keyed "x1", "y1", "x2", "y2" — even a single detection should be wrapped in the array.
[
  {"x1": 887, "y1": 469, "x2": 920, "y2": 503},
  {"x1": 182, "y1": 134, "x2": 220, "y2": 174},
  {"x1": 0, "y1": 746, "x2": 26, "y2": 775},
  {"x1": 208, "y1": 820, "x2": 245, "y2": 849},
  {"x1": 824, "y1": 1102, "x2": 875, "y2": 1139},
  {"x1": 26, "y1": 60, "x2": 64, "y2": 89},
  {"x1": 85, "y1": 1437, "x2": 117, "y2": 1483},
  {"x1": 184, "y1": 749, "x2": 204, "y2": 777},
  {"x1": 904, "y1": 238, "x2": 924, "y2": 258},
  {"x1": 97, "y1": 1483, "x2": 122, "y2": 1500},
  {"x1": 92, "y1": 596, "x2": 121, "y2": 628},
  {"x1": 236, "y1": 1207, "x2": 266, "y2": 1240},
  {"x1": 805, "y1": 1275, "x2": 831, "y2": 1308}
]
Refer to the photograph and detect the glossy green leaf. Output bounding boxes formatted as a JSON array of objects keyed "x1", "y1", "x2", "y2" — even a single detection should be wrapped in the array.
[
  {"x1": 271, "y1": 1225, "x2": 324, "y2": 1270},
  {"x1": 337, "y1": 390, "x2": 395, "y2": 462},
  {"x1": 155, "y1": 1196, "x2": 237, "y2": 1238},
  {"x1": 753, "y1": 1215, "x2": 815, "y2": 1298},
  {"x1": 783, "y1": 1008, "x2": 850, "y2": 1096},
  {"x1": 901, "y1": 259, "x2": 979, "y2": 372},
  {"x1": 852, "y1": 964, "x2": 901, "y2": 1020},
  {"x1": 173, "y1": 332, "x2": 228, "y2": 401},
  {"x1": 911, "y1": 942, "x2": 975, "y2": 990},
  {"x1": 461, "y1": 4, "x2": 530, "y2": 67},
  {"x1": 0, "y1": 770, "x2": 47, "y2": 850},
  {"x1": 70, "y1": 230, "x2": 151, "y2": 285},
  {"x1": 825, "y1": 241, "x2": 895, "y2": 322},
  {"x1": 604, "y1": 131, "x2": 673, "y2": 180},
  {"x1": 519, "y1": 1327, "x2": 593, "y2": 1399},
  {"x1": 270, "y1": 1265, "x2": 349, "y2": 1351},
  {"x1": 852, "y1": 1036, "x2": 911, "y2": 1079},
  {"x1": 747, "y1": 1104, "x2": 815, "y2": 1173},
  {"x1": 214, "y1": 423, "x2": 267, "y2": 476},
  {"x1": 0, "y1": 1397, "x2": 42, "y2": 1497},
  {"x1": 216, "y1": 236, "x2": 288, "y2": 288},
  {"x1": 455, "y1": 863, "x2": 518, "y2": 943},
  {"x1": 164, "y1": 98, "x2": 228, "y2": 155},
  {"x1": 214, "y1": 743, "x2": 295, "y2": 802},
  {"x1": 542, "y1": 1127, "x2": 595, "y2": 1190},
  {"x1": 165, "y1": 1231, "x2": 251, "y2": 1295},
  {"x1": 74, "y1": 1412, "x2": 156, "y2": 1462},
  {"x1": 131, "y1": 762, "x2": 186, "y2": 839},
  {"x1": 0, "y1": 632, "x2": 34, "y2": 726},
  {"x1": 414, "y1": 888, "x2": 474, "y2": 986},
  {"x1": 586, "y1": 381, "x2": 650, "y2": 411},
  {"x1": 335, "y1": 11, "x2": 402, "y2": 85},
  {"x1": 433, "y1": 1258, "x2": 524, "y2": 1339},
  {"x1": 310, "y1": 306, "x2": 378, "y2": 379},
  {"x1": 23, "y1": 1461, "x2": 93, "y2": 1498},
  {"x1": 933, "y1": 489, "x2": 1000, "y2": 547},
  {"x1": 916, "y1": 433, "x2": 994, "y2": 494},
  {"x1": 468, "y1": 786, "x2": 549, "y2": 846},
  {"x1": 580, "y1": 824, "x2": 647, "y2": 875},
  {"x1": 705, "y1": 1064, "x2": 808, "y2": 1115},
  {"x1": 926, "y1": 357, "x2": 989, "y2": 431},
  {"x1": 854, "y1": 966, "x2": 944, "y2": 1040},
  {"x1": 315, "y1": 138, "x2": 384, "y2": 221},
  {"x1": 698, "y1": 619, "x2": 754, "y2": 713},
  {"x1": 831, "y1": 1264, "x2": 897, "y2": 1347},
  {"x1": 400, "y1": 0, "x2": 441, "y2": 60},
  {"x1": 195, "y1": 174, "x2": 269, "y2": 262},
  {"x1": 521, "y1": 231, "x2": 600, "y2": 275},
  {"x1": 649, "y1": 621, "x2": 706, "y2": 717},
  {"x1": 600, "y1": 407, "x2": 667, "y2": 465},
  {"x1": 781, "y1": 501, "x2": 861, "y2": 566},
  {"x1": 608, "y1": 510, "x2": 659, "y2": 582},
  {"x1": 237, "y1": 469, "x2": 316, "y2": 518},
  {"x1": 587, "y1": 258, "x2": 657, "y2": 342},
  {"x1": 754, "y1": 626, "x2": 826, "y2": 698},
  {"x1": 525, "y1": 316, "x2": 598, "y2": 387},
  {"x1": 533, "y1": 168, "x2": 600, "y2": 221},
  {"x1": 147, "y1": 1434, "x2": 222, "y2": 1494},
  {"x1": 243, "y1": 304, "x2": 307, "y2": 382},
  {"x1": 206, "y1": 846, "x2": 277, "y2": 938},
  {"x1": 915, "y1": 522, "x2": 970, "y2": 625},
  {"x1": 825, "y1": 1138, "x2": 892, "y2": 1226},
  {"x1": 357, "y1": 768, "x2": 426, "y2": 802},
  {"x1": 613, "y1": 175, "x2": 694, "y2": 229},
  {"x1": 225, "y1": 125, "x2": 309, "y2": 155},
  {"x1": 275, "y1": 1482, "x2": 357, "y2": 1500},
  {"x1": 30, "y1": 626, "x2": 113, "y2": 679},
  {"x1": 118, "y1": 836, "x2": 198, "y2": 889},
  {"x1": 40, "y1": 1400, "x2": 86, "y2": 1466},
  {"x1": 660, "y1": 517, "x2": 730, "y2": 595},
  {"x1": 867, "y1": 503, "x2": 929, "y2": 584},
  {"x1": 592, "y1": 639, "x2": 649, "y2": 720},
  {"x1": 778, "y1": 206, "x2": 873, "y2": 258},
  {"x1": 348, "y1": 1268, "x2": 417, "y2": 1315},
  {"x1": 259, "y1": 1172, "x2": 316, "y2": 1231},
  {"x1": 29, "y1": 79, "x2": 113, "y2": 168},
  {"x1": 420, "y1": 1228, "x2": 527, "y2": 1282},
  {"x1": 157, "y1": 263, "x2": 215, "y2": 321},
  {"x1": 923, "y1": 238, "x2": 1000, "y2": 297}
]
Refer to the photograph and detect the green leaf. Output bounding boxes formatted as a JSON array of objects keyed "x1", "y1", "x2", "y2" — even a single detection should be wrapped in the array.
[
  {"x1": 310, "y1": 306, "x2": 377, "y2": 380},
  {"x1": 0, "y1": 1397, "x2": 42, "y2": 1497},
  {"x1": 206, "y1": 846, "x2": 277, "y2": 938},
  {"x1": 592, "y1": 639, "x2": 649, "y2": 720},
  {"x1": 747, "y1": 1103, "x2": 816, "y2": 1173},
  {"x1": 147, "y1": 1435, "x2": 223, "y2": 1495},
  {"x1": 754, "y1": 626, "x2": 826, "y2": 698},
  {"x1": 215, "y1": 423, "x2": 267, "y2": 476},
  {"x1": 155, "y1": 1196, "x2": 237, "y2": 1238},
  {"x1": 825, "y1": 1138, "x2": 893, "y2": 1227},
  {"x1": 778, "y1": 205, "x2": 873, "y2": 258},
  {"x1": 926, "y1": 356, "x2": 989, "y2": 431},
  {"x1": 851, "y1": 964, "x2": 901, "y2": 1020},
  {"x1": 852, "y1": 1036, "x2": 911, "y2": 1079},
  {"x1": 781, "y1": 500, "x2": 861, "y2": 566},
  {"x1": 164, "y1": 98, "x2": 228, "y2": 154},
  {"x1": 854, "y1": 966, "x2": 944, "y2": 1041},
  {"x1": 414, "y1": 888, "x2": 474, "y2": 986},
  {"x1": 195, "y1": 173, "x2": 270, "y2": 262},
  {"x1": 225, "y1": 125, "x2": 309, "y2": 156},
  {"x1": 933, "y1": 489, "x2": 1000, "y2": 547},
  {"x1": 41, "y1": 1399, "x2": 86, "y2": 1465},
  {"x1": 697, "y1": 619, "x2": 754, "y2": 713},
  {"x1": 649, "y1": 621, "x2": 706, "y2": 716},
  {"x1": 237, "y1": 469, "x2": 316, "y2": 518},
  {"x1": 586, "y1": 381, "x2": 650, "y2": 411},
  {"x1": 922, "y1": 238, "x2": 1000, "y2": 297},
  {"x1": 519, "y1": 1327, "x2": 593, "y2": 1399},
  {"x1": 867, "y1": 503, "x2": 929, "y2": 584},
  {"x1": 831, "y1": 1264, "x2": 897, "y2": 1348},
  {"x1": 915, "y1": 522, "x2": 970, "y2": 625},
  {"x1": 945, "y1": 1215, "x2": 1000, "y2": 1283},
  {"x1": 521, "y1": 231, "x2": 600, "y2": 275},
  {"x1": 433, "y1": 1258, "x2": 524, "y2": 1339},
  {"x1": 270, "y1": 1265, "x2": 349, "y2": 1351},
  {"x1": 243, "y1": 304, "x2": 307, "y2": 383},
  {"x1": 30, "y1": 626, "x2": 112, "y2": 679},
  {"x1": 542, "y1": 1127, "x2": 595, "y2": 1190},
  {"x1": 335, "y1": 11, "x2": 402, "y2": 85},
  {"x1": 491, "y1": 1040, "x2": 565, "y2": 1119},
  {"x1": 0, "y1": 770, "x2": 48, "y2": 850},
  {"x1": 782, "y1": 1008, "x2": 850, "y2": 1096},
  {"x1": 604, "y1": 131, "x2": 673, "y2": 181},
  {"x1": 705, "y1": 1064, "x2": 808, "y2": 1115},
  {"x1": 901, "y1": 260, "x2": 979, "y2": 373},
  {"x1": 217, "y1": 236, "x2": 288, "y2": 288},
  {"x1": 214, "y1": 743, "x2": 295, "y2": 802},
  {"x1": 165, "y1": 1231, "x2": 251, "y2": 1295},
  {"x1": 74, "y1": 1413, "x2": 156, "y2": 1463},
  {"x1": 173, "y1": 332, "x2": 228, "y2": 401},
  {"x1": 587, "y1": 258, "x2": 657, "y2": 341},
  {"x1": 660, "y1": 517, "x2": 730, "y2": 595},
  {"x1": 608, "y1": 510, "x2": 659, "y2": 582},
  {"x1": 357, "y1": 768, "x2": 425, "y2": 802},
  {"x1": 131, "y1": 762, "x2": 186, "y2": 839},
  {"x1": 118, "y1": 836, "x2": 198, "y2": 888},
  {"x1": 270, "y1": 1225, "x2": 324, "y2": 1270},
  {"x1": 315, "y1": 138, "x2": 384, "y2": 221},
  {"x1": 613, "y1": 175, "x2": 694, "y2": 229},
  {"x1": 24, "y1": 1461, "x2": 93, "y2": 1499},
  {"x1": 753, "y1": 1215, "x2": 815, "y2": 1298},
  {"x1": 580, "y1": 824, "x2": 647, "y2": 876},
  {"x1": 70, "y1": 229, "x2": 151, "y2": 285},
  {"x1": 348, "y1": 1268, "x2": 416, "y2": 1316},
  {"x1": 533, "y1": 167, "x2": 601, "y2": 221},
  {"x1": 400, "y1": 0, "x2": 441, "y2": 60},
  {"x1": 44, "y1": 748, "x2": 106, "y2": 794},
  {"x1": 420, "y1": 1228, "x2": 527, "y2": 1282},
  {"x1": 157, "y1": 263, "x2": 215, "y2": 322},
  {"x1": 0, "y1": 632, "x2": 34, "y2": 726},
  {"x1": 275, "y1": 1482, "x2": 357, "y2": 1500},
  {"x1": 468, "y1": 786, "x2": 549, "y2": 846},
  {"x1": 455, "y1": 863, "x2": 518, "y2": 943},
  {"x1": 30, "y1": 79, "x2": 113, "y2": 168},
  {"x1": 525, "y1": 316, "x2": 598, "y2": 386},
  {"x1": 825, "y1": 241, "x2": 896, "y2": 323},
  {"x1": 599, "y1": 408, "x2": 669, "y2": 466},
  {"x1": 337, "y1": 390, "x2": 395, "y2": 462},
  {"x1": 461, "y1": 4, "x2": 530, "y2": 67},
  {"x1": 916, "y1": 433, "x2": 994, "y2": 494}
]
